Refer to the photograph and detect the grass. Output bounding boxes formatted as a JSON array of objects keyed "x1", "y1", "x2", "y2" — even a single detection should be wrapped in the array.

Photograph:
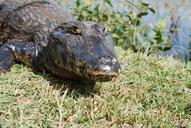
[{"x1": 0, "y1": 47, "x2": 191, "y2": 128}]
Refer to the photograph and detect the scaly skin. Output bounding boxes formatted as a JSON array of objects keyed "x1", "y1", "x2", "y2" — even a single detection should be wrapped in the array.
[
  {"x1": 0, "y1": 0, "x2": 74, "y2": 46},
  {"x1": 0, "y1": 0, "x2": 121, "y2": 82}
]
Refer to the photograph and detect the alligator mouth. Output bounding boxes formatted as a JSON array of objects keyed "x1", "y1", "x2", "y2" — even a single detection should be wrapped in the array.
[
  {"x1": 89, "y1": 72, "x2": 119, "y2": 81},
  {"x1": 85, "y1": 65, "x2": 121, "y2": 82}
]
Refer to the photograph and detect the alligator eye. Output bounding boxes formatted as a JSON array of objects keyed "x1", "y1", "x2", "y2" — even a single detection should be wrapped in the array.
[
  {"x1": 72, "y1": 26, "x2": 82, "y2": 34},
  {"x1": 69, "y1": 26, "x2": 82, "y2": 34},
  {"x1": 56, "y1": 23, "x2": 82, "y2": 34}
]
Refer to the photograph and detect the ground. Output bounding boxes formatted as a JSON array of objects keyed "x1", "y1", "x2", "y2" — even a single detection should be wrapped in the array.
[{"x1": 0, "y1": 47, "x2": 191, "y2": 128}]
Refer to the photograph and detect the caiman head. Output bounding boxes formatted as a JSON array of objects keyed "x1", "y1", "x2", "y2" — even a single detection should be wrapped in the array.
[{"x1": 47, "y1": 21, "x2": 121, "y2": 82}]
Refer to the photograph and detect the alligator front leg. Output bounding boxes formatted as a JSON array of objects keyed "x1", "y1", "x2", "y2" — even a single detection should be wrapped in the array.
[
  {"x1": 0, "y1": 41, "x2": 41, "y2": 73},
  {"x1": 0, "y1": 45, "x2": 14, "y2": 73}
]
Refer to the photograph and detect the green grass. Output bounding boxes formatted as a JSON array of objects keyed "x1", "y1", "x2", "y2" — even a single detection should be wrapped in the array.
[{"x1": 0, "y1": 47, "x2": 191, "y2": 128}]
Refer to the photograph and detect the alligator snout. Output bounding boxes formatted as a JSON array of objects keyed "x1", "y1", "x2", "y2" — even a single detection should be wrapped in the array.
[{"x1": 87, "y1": 57, "x2": 121, "y2": 81}]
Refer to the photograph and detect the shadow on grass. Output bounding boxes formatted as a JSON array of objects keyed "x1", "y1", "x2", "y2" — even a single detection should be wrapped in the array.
[{"x1": 35, "y1": 72, "x2": 99, "y2": 97}]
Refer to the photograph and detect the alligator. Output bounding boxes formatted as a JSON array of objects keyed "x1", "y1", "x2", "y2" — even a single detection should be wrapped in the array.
[{"x1": 0, "y1": 0, "x2": 121, "y2": 82}]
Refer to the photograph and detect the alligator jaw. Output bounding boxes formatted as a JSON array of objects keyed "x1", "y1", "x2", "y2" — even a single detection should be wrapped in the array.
[
  {"x1": 84, "y1": 62, "x2": 121, "y2": 82},
  {"x1": 88, "y1": 72, "x2": 120, "y2": 82}
]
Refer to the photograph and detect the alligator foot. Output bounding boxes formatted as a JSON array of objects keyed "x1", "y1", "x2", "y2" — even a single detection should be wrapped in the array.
[
  {"x1": 0, "y1": 46, "x2": 14, "y2": 73},
  {"x1": 0, "y1": 41, "x2": 40, "y2": 74}
]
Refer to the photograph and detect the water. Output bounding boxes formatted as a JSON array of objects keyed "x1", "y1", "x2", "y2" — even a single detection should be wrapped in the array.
[
  {"x1": 144, "y1": 0, "x2": 191, "y2": 60},
  {"x1": 115, "y1": 0, "x2": 191, "y2": 60}
]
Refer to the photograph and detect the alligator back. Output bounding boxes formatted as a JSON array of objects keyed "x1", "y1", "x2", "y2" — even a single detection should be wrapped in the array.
[{"x1": 0, "y1": 0, "x2": 74, "y2": 46}]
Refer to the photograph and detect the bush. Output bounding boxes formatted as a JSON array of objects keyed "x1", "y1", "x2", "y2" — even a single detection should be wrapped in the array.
[{"x1": 71, "y1": 0, "x2": 168, "y2": 53}]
